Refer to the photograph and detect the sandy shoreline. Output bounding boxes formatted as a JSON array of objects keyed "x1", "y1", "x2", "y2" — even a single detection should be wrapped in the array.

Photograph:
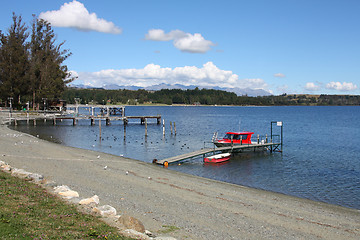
[{"x1": 1, "y1": 112, "x2": 359, "y2": 239}]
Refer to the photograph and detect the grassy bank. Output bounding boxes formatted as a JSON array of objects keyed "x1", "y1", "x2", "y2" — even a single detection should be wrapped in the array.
[{"x1": 0, "y1": 170, "x2": 132, "y2": 240}]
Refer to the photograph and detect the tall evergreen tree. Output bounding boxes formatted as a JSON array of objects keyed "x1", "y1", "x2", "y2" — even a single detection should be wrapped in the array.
[
  {"x1": 0, "y1": 13, "x2": 30, "y2": 107},
  {"x1": 29, "y1": 16, "x2": 75, "y2": 109}
]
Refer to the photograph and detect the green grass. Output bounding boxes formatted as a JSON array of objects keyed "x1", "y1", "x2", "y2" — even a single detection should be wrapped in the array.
[
  {"x1": 0, "y1": 171, "x2": 132, "y2": 240},
  {"x1": 158, "y1": 225, "x2": 180, "y2": 234}
]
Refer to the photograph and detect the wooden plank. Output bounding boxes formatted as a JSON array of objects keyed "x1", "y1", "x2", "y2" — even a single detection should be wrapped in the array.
[{"x1": 157, "y1": 148, "x2": 214, "y2": 164}]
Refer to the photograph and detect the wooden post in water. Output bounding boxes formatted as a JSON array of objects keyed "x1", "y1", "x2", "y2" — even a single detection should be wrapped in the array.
[
  {"x1": 99, "y1": 119, "x2": 102, "y2": 140},
  {"x1": 53, "y1": 115, "x2": 56, "y2": 125},
  {"x1": 14, "y1": 118, "x2": 17, "y2": 126},
  {"x1": 170, "y1": 121, "x2": 173, "y2": 135},
  {"x1": 174, "y1": 122, "x2": 177, "y2": 135},
  {"x1": 33, "y1": 119, "x2": 36, "y2": 126},
  {"x1": 145, "y1": 118, "x2": 148, "y2": 137},
  {"x1": 162, "y1": 119, "x2": 165, "y2": 136},
  {"x1": 27, "y1": 112, "x2": 29, "y2": 124},
  {"x1": 123, "y1": 123, "x2": 126, "y2": 139}
]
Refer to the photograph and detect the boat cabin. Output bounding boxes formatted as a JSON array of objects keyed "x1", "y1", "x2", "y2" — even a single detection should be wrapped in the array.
[{"x1": 219, "y1": 132, "x2": 254, "y2": 145}]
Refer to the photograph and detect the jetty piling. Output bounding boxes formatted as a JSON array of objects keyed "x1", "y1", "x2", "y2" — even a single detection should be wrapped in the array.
[
  {"x1": 145, "y1": 118, "x2": 148, "y2": 137},
  {"x1": 162, "y1": 119, "x2": 165, "y2": 136},
  {"x1": 99, "y1": 119, "x2": 102, "y2": 139}
]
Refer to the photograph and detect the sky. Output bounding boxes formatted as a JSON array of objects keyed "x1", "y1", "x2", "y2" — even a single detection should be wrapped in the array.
[{"x1": 1, "y1": 0, "x2": 359, "y2": 95}]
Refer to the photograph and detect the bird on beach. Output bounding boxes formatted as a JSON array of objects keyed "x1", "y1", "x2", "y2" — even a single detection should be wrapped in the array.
[
  {"x1": 104, "y1": 166, "x2": 108, "y2": 170},
  {"x1": 97, "y1": 155, "x2": 100, "y2": 159}
]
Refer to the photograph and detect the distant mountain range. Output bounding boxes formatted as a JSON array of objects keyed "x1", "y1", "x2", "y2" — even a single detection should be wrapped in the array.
[{"x1": 68, "y1": 83, "x2": 272, "y2": 97}]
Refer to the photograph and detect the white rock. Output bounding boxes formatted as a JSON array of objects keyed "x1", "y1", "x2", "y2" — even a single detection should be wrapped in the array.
[
  {"x1": 79, "y1": 195, "x2": 100, "y2": 205},
  {"x1": 11, "y1": 168, "x2": 32, "y2": 178},
  {"x1": 29, "y1": 173, "x2": 44, "y2": 182},
  {"x1": 58, "y1": 190, "x2": 79, "y2": 199},
  {"x1": 53, "y1": 185, "x2": 71, "y2": 193},
  {"x1": 92, "y1": 205, "x2": 117, "y2": 217},
  {"x1": 145, "y1": 230, "x2": 155, "y2": 237},
  {"x1": 120, "y1": 229, "x2": 151, "y2": 240},
  {"x1": 154, "y1": 237, "x2": 178, "y2": 240},
  {"x1": 0, "y1": 164, "x2": 11, "y2": 172},
  {"x1": 53, "y1": 185, "x2": 79, "y2": 199}
]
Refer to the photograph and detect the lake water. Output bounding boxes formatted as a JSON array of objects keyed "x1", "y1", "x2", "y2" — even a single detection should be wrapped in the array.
[{"x1": 12, "y1": 106, "x2": 360, "y2": 209}]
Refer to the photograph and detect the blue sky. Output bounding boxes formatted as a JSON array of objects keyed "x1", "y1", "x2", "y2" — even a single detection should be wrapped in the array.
[{"x1": 1, "y1": 0, "x2": 359, "y2": 95}]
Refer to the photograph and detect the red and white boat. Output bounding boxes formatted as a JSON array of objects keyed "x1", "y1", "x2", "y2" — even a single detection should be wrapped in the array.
[
  {"x1": 204, "y1": 153, "x2": 231, "y2": 163},
  {"x1": 213, "y1": 132, "x2": 254, "y2": 147}
]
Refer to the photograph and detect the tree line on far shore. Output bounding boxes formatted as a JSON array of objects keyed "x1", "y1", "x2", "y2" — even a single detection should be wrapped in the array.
[
  {"x1": 0, "y1": 13, "x2": 74, "y2": 109},
  {"x1": 62, "y1": 88, "x2": 360, "y2": 106}
]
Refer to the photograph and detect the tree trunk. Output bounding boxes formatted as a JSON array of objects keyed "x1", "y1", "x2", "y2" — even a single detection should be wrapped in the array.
[{"x1": 33, "y1": 91, "x2": 36, "y2": 110}]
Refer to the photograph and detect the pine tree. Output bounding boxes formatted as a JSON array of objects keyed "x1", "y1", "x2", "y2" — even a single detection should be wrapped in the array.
[
  {"x1": 0, "y1": 13, "x2": 30, "y2": 107},
  {"x1": 29, "y1": 16, "x2": 75, "y2": 109}
]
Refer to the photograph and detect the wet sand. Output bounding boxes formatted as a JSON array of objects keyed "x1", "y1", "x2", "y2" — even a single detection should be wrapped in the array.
[{"x1": 1, "y1": 112, "x2": 359, "y2": 239}]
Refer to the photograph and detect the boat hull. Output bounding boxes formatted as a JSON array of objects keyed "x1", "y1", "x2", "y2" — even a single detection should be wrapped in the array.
[
  {"x1": 204, "y1": 153, "x2": 231, "y2": 163},
  {"x1": 213, "y1": 142, "x2": 268, "y2": 152}
]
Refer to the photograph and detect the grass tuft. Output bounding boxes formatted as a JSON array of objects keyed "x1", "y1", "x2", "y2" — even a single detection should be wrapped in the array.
[{"x1": 159, "y1": 225, "x2": 180, "y2": 234}]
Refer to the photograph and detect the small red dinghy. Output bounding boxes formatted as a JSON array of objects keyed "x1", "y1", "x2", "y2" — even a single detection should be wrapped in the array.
[{"x1": 204, "y1": 153, "x2": 231, "y2": 163}]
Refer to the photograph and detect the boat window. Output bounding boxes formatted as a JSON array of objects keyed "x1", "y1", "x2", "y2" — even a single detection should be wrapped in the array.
[
  {"x1": 224, "y1": 134, "x2": 231, "y2": 139},
  {"x1": 241, "y1": 134, "x2": 249, "y2": 140},
  {"x1": 224, "y1": 134, "x2": 249, "y2": 140},
  {"x1": 233, "y1": 135, "x2": 241, "y2": 140}
]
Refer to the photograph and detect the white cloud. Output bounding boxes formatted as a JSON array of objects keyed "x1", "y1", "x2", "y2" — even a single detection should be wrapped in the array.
[
  {"x1": 145, "y1": 29, "x2": 186, "y2": 41},
  {"x1": 74, "y1": 62, "x2": 268, "y2": 91},
  {"x1": 274, "y1": 73, "x2": 286, "y2": 78},
  {"x1": 305, "y1": 82, "x2": 320, "y2": 91},
  {"x1": 39, "y1": 0, "x2": 122, "y2": 34},
  {"x1": 325, "y1": 81, "x2": 357, "y2": 91},
  {"x1": 145, "y1": 29, "x2": 215, "y2": 53}
]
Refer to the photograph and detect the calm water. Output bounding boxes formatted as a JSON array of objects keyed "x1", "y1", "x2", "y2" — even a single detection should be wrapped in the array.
[{"x1": 12, "y1": 106, "x2": 360, "y2": 209}]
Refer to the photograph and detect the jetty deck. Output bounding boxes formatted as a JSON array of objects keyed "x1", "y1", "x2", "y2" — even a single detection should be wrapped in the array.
[
  {"x1": 9, "y1": 114, "x2": 161, "y2": 126},
  {"x1": 156, "y1": 142, "x2": 281, "y2": 166}
]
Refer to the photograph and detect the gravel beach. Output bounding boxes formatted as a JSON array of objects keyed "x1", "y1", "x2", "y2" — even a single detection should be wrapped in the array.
[{"x1": 1, "y1": 112, "x2": 359, "y2": 240}]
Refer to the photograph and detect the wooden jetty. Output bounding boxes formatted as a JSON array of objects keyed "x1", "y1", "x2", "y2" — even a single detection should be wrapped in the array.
[
  {"x1": 8, "y1": 104, "x2": 161, "y2": 126},
  {"x1": 155, "y1": 142, "x2": 282, "y2": 166},
  {"x1": 10, "y1": 115, "x2": 161, "y2": 126},
  {"x1": 156, "y1": 121, "x2": 283, "y2": 166}
]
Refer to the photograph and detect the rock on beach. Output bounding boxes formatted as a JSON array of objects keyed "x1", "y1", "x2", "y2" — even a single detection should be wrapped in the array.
[
  {"x1": 118, "y1": 215, "x2": 146, "y2": 233},
  {"x1": 92, "y1": 205, "x2": 117, "y2": 217}
]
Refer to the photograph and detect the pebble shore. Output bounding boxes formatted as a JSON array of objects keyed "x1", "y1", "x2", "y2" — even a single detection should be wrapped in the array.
[{"x1": 1, "y1": 111, "x2": 359, "y2": 239}]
